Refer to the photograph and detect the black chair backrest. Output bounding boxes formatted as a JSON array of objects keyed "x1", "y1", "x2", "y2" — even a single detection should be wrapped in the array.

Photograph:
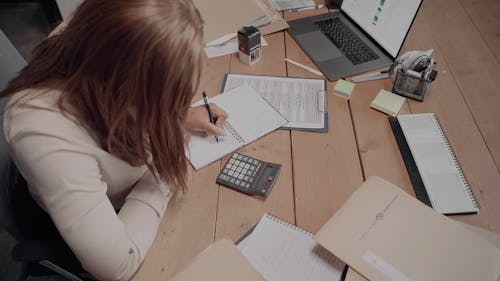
[
  {"x1": 0, "y1": 97, "x2": 25, "y2": 238},
  {"x1": 1, "y1": 28, "x2": 63, "y2": 242},
  {"x1": 0, "y1": 28, "x2": 28, "y2": 239}
]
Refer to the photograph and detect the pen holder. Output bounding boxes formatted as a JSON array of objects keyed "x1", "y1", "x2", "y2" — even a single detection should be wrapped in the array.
[
  {"x1": 392, "y1": 66, "x2": 437, "y2": 102},
  {"x1": 238, "y1": 26, "x2": 261, "y2": 65}
]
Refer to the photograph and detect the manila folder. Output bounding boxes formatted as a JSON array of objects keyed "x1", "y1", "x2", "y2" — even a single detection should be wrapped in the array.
[
  {"x1": 169, "y1": 239, "x2": 265, "y2": 281},
  {"x1": 315, "y1": 176, "x2": 500, "y2": 281},
  {"x1": 193, "y1": 0, "x2": 265, "y2": 44}
]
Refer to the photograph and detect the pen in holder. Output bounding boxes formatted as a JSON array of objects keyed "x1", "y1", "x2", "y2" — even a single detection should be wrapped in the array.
[
  {"x1": 391, "y1": 57, "x2": 438, "y2": 102},
  {"x1": 238, "y1": 26, "x2": 261, "y2": 65}
]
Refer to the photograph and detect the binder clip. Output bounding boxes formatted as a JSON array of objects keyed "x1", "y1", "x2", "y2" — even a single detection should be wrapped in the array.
[
  {"x1": 390, "y1": 49, "x2": 438, "y2": 101},
  {"x1": 237, "y1": 26, "x2": 261, "y2": 65}
]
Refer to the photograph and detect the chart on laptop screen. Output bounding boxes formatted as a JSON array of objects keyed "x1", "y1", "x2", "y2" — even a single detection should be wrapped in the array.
[{"x1": 342, "y1": 0, "x2": 421, "y2": 57}]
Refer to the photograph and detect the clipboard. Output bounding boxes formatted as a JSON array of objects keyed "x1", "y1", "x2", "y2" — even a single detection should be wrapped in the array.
[{"x1": 221, "y1": 73, "x2": 328, "y2": 132}]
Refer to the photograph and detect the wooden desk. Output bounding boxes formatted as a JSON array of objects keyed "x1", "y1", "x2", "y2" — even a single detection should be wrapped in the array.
[{"x1": 132, "y1": 0, "x2": 500, "y2": 279}]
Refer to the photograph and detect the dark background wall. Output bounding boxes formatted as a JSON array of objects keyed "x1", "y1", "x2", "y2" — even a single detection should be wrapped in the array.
[{"x1": 0, "y1": 0, "x2": 61, "y2": 59}]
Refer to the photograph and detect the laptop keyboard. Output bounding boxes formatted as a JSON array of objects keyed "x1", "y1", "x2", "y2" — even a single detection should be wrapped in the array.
[{"x1": 315, "y1": 17, "x2": 378, "y2": 65}]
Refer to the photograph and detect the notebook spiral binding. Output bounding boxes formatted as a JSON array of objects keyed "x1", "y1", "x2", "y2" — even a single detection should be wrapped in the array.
[
  {"x1": 224, "y1": 122, "x2": 245, "y2": 144},
  {"x1": 431, "y1": 114, "x2": 479, "y2": 209},
  {"x1": 264, "y1": 213, "x2": 313, "y2": 236}
]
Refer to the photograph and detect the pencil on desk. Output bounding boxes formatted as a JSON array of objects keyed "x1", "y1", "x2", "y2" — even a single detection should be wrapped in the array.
[{"x1": 284, "y1": 58, "x2": 323, "y2": 77}]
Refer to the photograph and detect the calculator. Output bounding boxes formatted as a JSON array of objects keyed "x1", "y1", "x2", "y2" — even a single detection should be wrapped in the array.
[{"x1": 216, "y1": 152, "x2": 281, "y2": 197}]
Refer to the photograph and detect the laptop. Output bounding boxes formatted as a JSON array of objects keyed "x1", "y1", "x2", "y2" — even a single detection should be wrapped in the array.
[
  {"x1": 0, "y1": 29, "x2": 27, "y2": 91},
  {"x1": 287, "y1": 0, "x2": 422, "y2": 81}
]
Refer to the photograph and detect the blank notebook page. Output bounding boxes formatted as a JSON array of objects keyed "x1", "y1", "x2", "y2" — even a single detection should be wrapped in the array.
[
  {"x1": 240, "y1": 214, "x2": 344, "y2": 281},
  {"x1": 397, "y1": 113, "x2": 478, "y2": 214}
]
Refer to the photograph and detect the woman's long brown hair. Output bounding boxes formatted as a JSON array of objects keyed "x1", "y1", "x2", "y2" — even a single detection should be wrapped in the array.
[{"x1": 0, "y1": 0, "x2": 204, "y2": 190}]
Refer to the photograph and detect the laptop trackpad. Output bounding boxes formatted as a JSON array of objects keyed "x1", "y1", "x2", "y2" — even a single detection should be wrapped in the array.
[{"x1": 295, "y1": 31, "x2": 342, "y2": 62}]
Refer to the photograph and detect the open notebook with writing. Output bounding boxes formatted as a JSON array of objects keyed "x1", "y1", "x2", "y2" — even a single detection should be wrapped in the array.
[
  {"x1": 389, "y1": 113, "x2": 478, "y2": 215},
  {"x1": 187, "y1": 85, "x2": 288, "y2": 170}
]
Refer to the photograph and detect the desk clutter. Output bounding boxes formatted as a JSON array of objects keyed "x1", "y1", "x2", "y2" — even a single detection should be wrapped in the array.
[
  {"x1": 195, "y1": 0, "x2": 288, "y2": 58},
  {"x1": 191, "y1": 0, "x2": 462, "y2": 223},
  {"x1": 169, "y1": 177, "x2": 500, "y2": 281},
  {"x1": 183, "y1": 3, "x2": 495, "y2": 280}
]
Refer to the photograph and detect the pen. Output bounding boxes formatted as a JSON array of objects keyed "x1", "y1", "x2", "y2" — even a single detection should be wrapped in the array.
[
  {"x1": 202, "y1": 91, "x2": 219, "y2": 143},
  {"x1": 284, "y1": 58, "x2": 323, "y2": 77}
]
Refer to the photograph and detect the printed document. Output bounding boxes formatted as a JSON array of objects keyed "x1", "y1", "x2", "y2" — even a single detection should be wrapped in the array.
[{"x1": 222, "y1": 74, "x2": 327, "y2": 131}]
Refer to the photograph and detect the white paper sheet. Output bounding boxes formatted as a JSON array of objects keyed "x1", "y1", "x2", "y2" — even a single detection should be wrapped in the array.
[
  {"x1": 223, "y1": 74, "x2": 327, "y2": 131},
  {"x1": 240, "y1": 214, "x2": 344, "y2": 281}
]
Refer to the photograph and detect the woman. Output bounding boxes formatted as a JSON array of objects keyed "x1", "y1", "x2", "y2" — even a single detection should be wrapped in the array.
[{"x1": 1, "y1": 0, "x2": 227, "y2": 280}]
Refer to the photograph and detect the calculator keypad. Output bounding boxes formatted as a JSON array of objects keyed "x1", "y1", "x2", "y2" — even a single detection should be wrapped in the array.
[
  {"x1": 216, "y1": 152, "x2": 281, "y2": 197},
  {"x1": 223, "y1": 154, "x2": 259, "y2": 189}
]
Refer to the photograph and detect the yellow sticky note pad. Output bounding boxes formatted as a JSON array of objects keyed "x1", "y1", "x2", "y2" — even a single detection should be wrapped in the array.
[
  {"x1": 370, "y1": 89, "x2": 406, "y2": 116},
  {"x1": 333, "y1": 79, "x2": 355, "y2": 99}
]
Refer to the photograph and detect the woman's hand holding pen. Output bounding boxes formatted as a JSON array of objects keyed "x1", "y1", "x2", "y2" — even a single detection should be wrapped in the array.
[{"x1": 185, "y1": 104, "x2": 228, "y2": 137}]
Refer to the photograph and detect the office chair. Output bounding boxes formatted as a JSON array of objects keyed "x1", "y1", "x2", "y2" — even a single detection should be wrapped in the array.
[{"x1": 0, "y1": 28, "x2": 95, "y2": 281}]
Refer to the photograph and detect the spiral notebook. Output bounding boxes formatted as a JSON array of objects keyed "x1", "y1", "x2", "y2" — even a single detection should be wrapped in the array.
[
  {"x1": 389, "y1": 113, "x2": 479, "y2": 214},
  {"x1": 238, "y1": 214, "x2": 345, "y2": 281},
  {"x1": 187, "y1": 85, "x2": 288, "y2": 170}
]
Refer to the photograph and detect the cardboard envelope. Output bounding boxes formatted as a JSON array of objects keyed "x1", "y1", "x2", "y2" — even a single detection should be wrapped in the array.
[
  {"x1": 193, "y1": 0, "x2": 265, "y2": 44},
  {"x1": 345, "y1": 221, "x2": 500, "y2": 281},
  {"x1": 315, "y1": 176, "x2": 500, "y2": 281},
  {"x1": 169, "y1": 239, "x2": 265, "y2": 281}
]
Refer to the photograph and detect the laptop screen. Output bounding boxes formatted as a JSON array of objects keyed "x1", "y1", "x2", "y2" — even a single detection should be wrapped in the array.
[{"x1": 341, "y1": 0, "x2": 422, "y2": 58}]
